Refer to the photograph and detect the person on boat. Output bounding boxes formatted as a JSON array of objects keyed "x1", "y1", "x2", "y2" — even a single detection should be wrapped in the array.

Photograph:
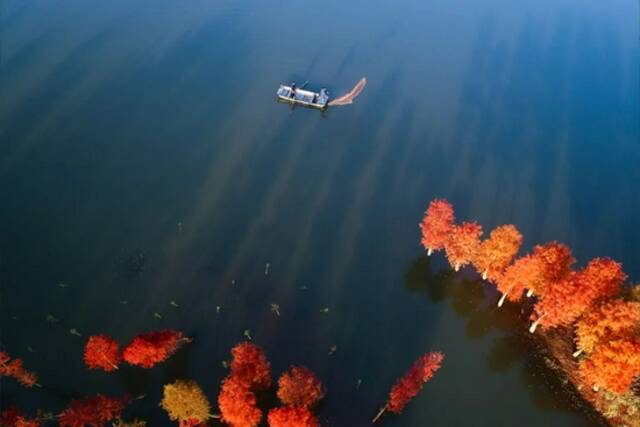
[{"x1": 290, "y1": 82, "x2": 296, "y2": 98}]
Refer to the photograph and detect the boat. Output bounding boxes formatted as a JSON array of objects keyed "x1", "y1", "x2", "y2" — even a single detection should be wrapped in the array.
[{"x1": 276, "y1": 83, "x2": 329, "y2": 109}]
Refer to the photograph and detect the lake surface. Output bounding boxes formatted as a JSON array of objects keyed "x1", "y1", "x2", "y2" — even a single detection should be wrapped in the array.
[{"x1": 1, "y1": 0, "x2": 638, "y2": 425}]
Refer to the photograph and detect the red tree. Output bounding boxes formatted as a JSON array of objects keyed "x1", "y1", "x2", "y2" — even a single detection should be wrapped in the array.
[
  {"x1": 267, "y1": 407, "x2": 319, "y2": 427},
  {"x1": 122, "y1": 330, "x2": 188, "y2": 368},
  {"x1": 574, "y1": 299, "x2": 640, "y2": 357},
  {"x1": 276, "y1": 366, "x2": 325, "y2": 408},
  {"x1": 444, "y1": 222, "x2": 483, "y2": 271},
  {"x1": 494, "y1": 254, "x2": 543, "y2": 306},
  {"x1": 528, "y1": 242, "x2": 575, "y2": 297},
  {"x1": 0, "y1": 408, "x2": 40, "y2": 427},
  {"x1": 84, "y1": 335, "x2": 120, "y2": 371},
  {"x1": 530, "y1": 258, "x2": 627, "y2": 333},
  {"x1": 218, "y1": 376, "x2": 262, "y2": 427},
  {"x1": 577, "y1": 258, "x2": 627, "y2": 302},
  {"x1": 229, "y1": 342, "x2": 271, "y2": 390},
  {"x1": 473, "y1": 224, "x2": 522, "y2": 281},
  {"x1": 578, "y1": 339, "x2": 640, "y2": 394},
  {"x1": 58, "y1": 395, "x2": 130, "y2": 427},
  {"x1": 0, "y1": 351, "x2": 38, "y2": 388},
  {"x1": 373, "y1": 352, "x2": 444, "y2": 422},
  {"x1": 420, "y1": 199, "x2": 455, "y2": 256}
]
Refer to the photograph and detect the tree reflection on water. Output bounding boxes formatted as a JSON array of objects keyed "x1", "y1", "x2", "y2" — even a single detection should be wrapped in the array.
[{"x1": 404, "y1": 256, "x2": 606, "y2": 425}]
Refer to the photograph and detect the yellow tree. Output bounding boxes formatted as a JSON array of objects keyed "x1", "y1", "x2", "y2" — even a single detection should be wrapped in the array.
[{"x1": 160, "y1": 379, "x2": 211, "y2": 426}]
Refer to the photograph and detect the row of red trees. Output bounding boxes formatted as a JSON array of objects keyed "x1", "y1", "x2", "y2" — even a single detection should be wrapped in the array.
[
  {"x1": 0, "y1": 351, "x2": 38, "y2": 388},
  {"x1": 84, "y1": 330, "x2": 190, "y2": 371},
  {"x1": 420, "y1": 199, "x2": 640, "y2": 395},
  {"x1": 1, "y1": 394, "x2": 131, "y2": 427}
]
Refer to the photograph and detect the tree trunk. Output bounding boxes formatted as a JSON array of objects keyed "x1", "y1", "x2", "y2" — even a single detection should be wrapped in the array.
[
  {"x1": 372, "y1": 406, "x2": 387, "y2": 423},
  {"x1": 497, "y1": 292, "x2": 508, "y2": 307},
  {"x1": 528, "y1": 315, "x2": 545, "y2": 333}
]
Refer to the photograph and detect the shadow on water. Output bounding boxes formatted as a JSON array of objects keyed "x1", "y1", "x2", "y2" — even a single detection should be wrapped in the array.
[{"x1": 403, "y1": 255, "x2": 605, "y2": 424}]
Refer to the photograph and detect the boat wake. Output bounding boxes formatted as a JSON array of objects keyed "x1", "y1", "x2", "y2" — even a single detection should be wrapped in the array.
[{"x1": 328, "y1": 77, "x2": 367, "y2": 106}]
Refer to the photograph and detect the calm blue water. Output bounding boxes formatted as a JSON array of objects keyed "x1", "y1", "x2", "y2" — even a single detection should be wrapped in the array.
[{"x1": 1, "y1": 0, "x2": 638, "y2": 425}]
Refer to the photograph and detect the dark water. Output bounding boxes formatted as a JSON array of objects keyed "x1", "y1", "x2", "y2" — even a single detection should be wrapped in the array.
[{"x1": 1, "y1": 0, "x2": 638, "y2": 425}]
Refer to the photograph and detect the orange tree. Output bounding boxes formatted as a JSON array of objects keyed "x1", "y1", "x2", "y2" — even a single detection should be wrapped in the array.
[
  {"x1": 276, "y1": 366, "x2": 324, "y2": 408},
  {"x1": 444, "y1": 222, "x2": 482, "y2": 272},
  {"x1": 373, "y1": 352, "x2": 444, "y2": 423},
  {"x1": 578, "y1": 338, "x2": 640, "y2": 394},
  {"x1": 472, "y1": 224, "x2": 522, "y2": 281},
  {"x1": 420, "y1": 199, "x2": 455, "y2": 256},
  {"x1": 574, "y1": 299, "x2": 640, "y2": 357}
]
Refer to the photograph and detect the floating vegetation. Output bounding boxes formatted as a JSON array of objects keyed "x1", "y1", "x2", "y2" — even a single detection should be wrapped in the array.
[
  {"x1": 116, "y1": 251, "x2": 148, "y2": 279},
  {"x1": 270, "y1": 304, "x2": 280, "y2": 317},
  {"x1": 45, "y1": 314, "x2": 59, "y2": 323}
]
